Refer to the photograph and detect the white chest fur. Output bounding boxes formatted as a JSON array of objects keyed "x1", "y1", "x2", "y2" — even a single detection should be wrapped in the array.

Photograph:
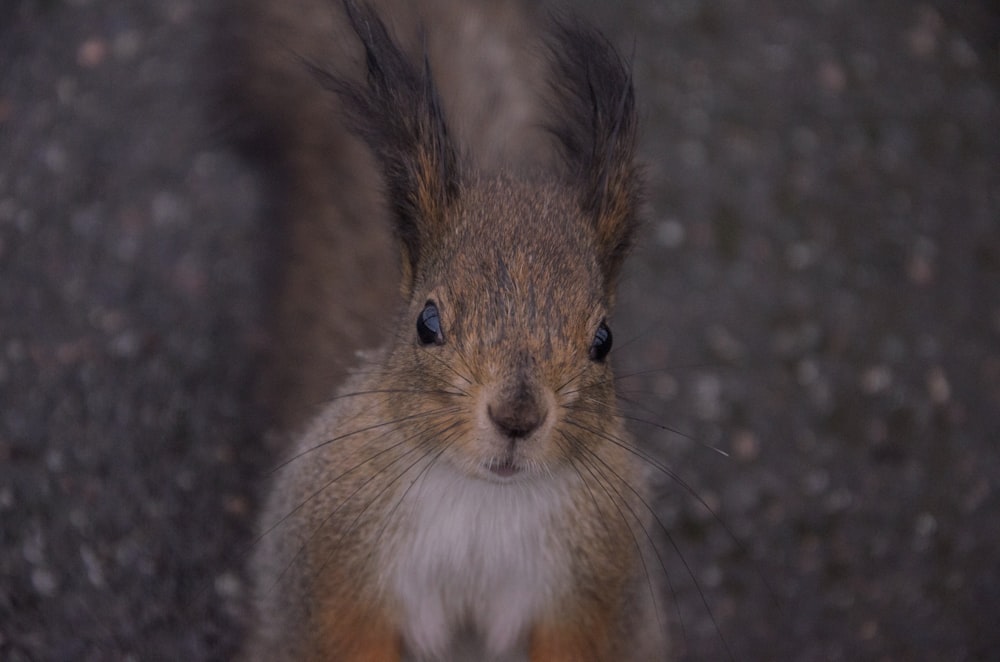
[{"x1": 381, "y1": 464, "x2": 572, "y2": 661}]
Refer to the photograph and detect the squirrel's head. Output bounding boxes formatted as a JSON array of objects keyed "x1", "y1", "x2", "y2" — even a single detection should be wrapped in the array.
[{"x1": 324, "y1": 3, "x2": 641, "y2": 481}]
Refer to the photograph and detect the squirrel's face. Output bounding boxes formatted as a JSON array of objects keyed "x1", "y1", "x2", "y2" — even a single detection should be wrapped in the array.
[
  {"x1": 332, "y1": 3, "x2": 640, "y2": 484},
  {"x1": 383, "y1": 177, "x2": 620, "y2": 483}
]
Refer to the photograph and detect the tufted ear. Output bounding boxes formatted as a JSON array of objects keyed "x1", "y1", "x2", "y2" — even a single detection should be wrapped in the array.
[
  {"x1": 310, "y1": 1, "x2": 459, "y2": 291},
  {"x1": 545, "y1": 17, "x2": 642, "y2": 289}
]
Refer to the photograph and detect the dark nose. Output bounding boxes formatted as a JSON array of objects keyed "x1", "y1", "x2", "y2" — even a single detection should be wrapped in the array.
[{"x1": 488, "y1": 381, "x2": 546, "y2": 439}]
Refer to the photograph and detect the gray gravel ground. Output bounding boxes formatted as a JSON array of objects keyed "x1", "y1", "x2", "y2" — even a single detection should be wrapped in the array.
[{"x1": 1, "y1": 0, "x2": 998, "y2": 660}]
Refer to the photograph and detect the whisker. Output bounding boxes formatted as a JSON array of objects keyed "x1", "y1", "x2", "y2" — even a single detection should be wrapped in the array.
[
  {"x1": 556, "y1": 429, "x2": 672, "y2": 647},
  {"x1": 368, "y1": 324, "x2": 478, "y2": 397},
  {"x1": 564, "y1": 398, "x2": 730, "y2": 457},
  {"x1": 370, "y1": 425, "x2": 459, "y2": 550},
  {"x1": 564, "y1": 418, "x2": 730, "y2": 535},
  {"x1": 554, "y1": 362, "x2": 592, "y2": 395},
  {"x1": 265, "y1": 429, "x2": 441, "y2": 596},
  {"x1": 619, "y1": 412, "x2": 728, "y2": 457},
  {"x1": 611, "y1": 361, "x2": 747, "y2": 382},
  {"x1": 272, "y1": 404, "x2": 463, "y2": 471},
  {"x1": 308, "y1": 385, "x2": 469, "y2": 408},
  {"x1": 582, "y1": 440, "x2": 736, "y2": 658},
  {"x1": 252, "y1": 422, "x2": 441, "y2": 560},
  {"x1": 309, "y1": 436, "x2": 448, "y2": 586},
  {"x1": 563, "y1": 416, "x2": 782, "y2": 612},
  {"x1": 446, "y1": 342, "x2": 480, "y2": 391},
  {"x1": 393, "y1": 325, "x2": 477, "y2": 394}
]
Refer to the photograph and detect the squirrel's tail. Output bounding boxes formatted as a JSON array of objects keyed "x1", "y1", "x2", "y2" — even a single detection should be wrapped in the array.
[{"x1": 214, "y1": 0, "x2": 545, "y2": 430}]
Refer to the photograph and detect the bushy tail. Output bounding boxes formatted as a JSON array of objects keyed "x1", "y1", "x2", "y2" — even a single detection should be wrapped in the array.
[{"x1": 212, "y1": 0, "x2": 545, "y2": 431}]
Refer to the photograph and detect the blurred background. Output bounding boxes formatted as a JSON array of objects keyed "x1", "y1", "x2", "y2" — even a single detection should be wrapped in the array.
[{"x1": 1, "y1": 0, "x2": 997, "y2": 659}]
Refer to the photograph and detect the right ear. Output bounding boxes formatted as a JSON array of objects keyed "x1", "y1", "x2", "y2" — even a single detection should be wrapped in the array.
[
  {"x1": 544, "y1": 17, "x2": 641, "y2": 293},
  {"x1": 310, "y1": 1, "x2": 459, "y2": 292}
]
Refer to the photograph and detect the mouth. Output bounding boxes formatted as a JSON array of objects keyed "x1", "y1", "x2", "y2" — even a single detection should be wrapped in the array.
[{"x1": 487, "y1": 458, "x2": 521, "y2": 478}]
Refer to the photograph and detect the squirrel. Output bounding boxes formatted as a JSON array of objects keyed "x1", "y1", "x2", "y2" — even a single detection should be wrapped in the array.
[{"x1": 222, "y1": 1, "x2": 666, "y2": 659}]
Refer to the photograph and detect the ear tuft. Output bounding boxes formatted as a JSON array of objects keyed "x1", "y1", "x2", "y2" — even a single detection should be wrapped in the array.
[
  {"x1": 308, "y1": 1, "x2": 459, "y2": 290},
  {"x1": 545, "y1": 17, "x2": 642, "y2": 287}
]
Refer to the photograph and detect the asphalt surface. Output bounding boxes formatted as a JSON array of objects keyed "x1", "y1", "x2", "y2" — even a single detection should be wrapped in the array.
[{"x1": 1, "y1": 0, "x2": 998, "y2": 660}]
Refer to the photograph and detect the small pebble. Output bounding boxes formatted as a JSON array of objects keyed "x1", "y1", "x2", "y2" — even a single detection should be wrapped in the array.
[
  {"x1": 926, "y1": 366, "x2": 950, "y2": 404},
  {"x1": 81, "y1": 546, "x2": 105, "y2": 587},
  {"x1": 915, "y1": 512, "x2": 937, "y2": 538},
  {"x1": 906, "y1": 6, "x2": 943, "y2": 59},
  {"x1": 786, "y1": 241, "x2": 817, "y2": 270},
  {"x1": 77, "y1": 37, "x2": 108, "y2": 68},
  {"x1": 31, "y1": 568, "x2": 59, "y2": 597},
  {"x1": 706, "y1": 324, "x2": 744, "y2": 362},
  {"x1": 861, "y1": 365, "x2": 892, "y2": 394},
  {"x1": 113, "y1": 30, "x2": 142, "y2": 60},
  {"x1": 731, "y1": 430, "x2": 759, "y2": 462},
  {"x1": 222, "y1": 494, "x2": 249, "y2": 517},
  {"x1": 817, "y1": 59, "x2": 846, "y2": 93},
  {"x1": 803, "y1": 469, "x2": 830, "y2": 496},
  {"x1": 655, "y1": 219, "x2": 685, "y2": 248},
  {"x1": 214, "y1": 572, "x2": 243, "y2": 599}
]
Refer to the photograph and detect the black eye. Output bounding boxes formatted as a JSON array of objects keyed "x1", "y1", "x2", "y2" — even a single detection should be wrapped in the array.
[
  {"x1": 416, "y1": 301, "x2": 444, "y2": 346},
  {"x1": 589, "y1": 320, "x2": 612, "y2": 362}
]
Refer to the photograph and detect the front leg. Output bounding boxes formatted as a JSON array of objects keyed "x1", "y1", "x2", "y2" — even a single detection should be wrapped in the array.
[
  {"x1": 529, "y1": 616, "x2": 613, "y2": 662},
  {"x1": 309, "y1": 604, "x2": 402, "y2": 662}
]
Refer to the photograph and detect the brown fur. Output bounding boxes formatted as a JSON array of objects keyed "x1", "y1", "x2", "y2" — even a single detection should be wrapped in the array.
[
  {"x1": 224, "y1": 1, "x2": 666, "y2": 659},
  {"x1": 218, "y1": 0, "x2": 548, "y2": 430}
]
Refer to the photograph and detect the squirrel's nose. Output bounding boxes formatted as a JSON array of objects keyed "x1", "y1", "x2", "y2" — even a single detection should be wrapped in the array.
[{"x1": 488, "y1": 382, "x2": 546, "y2": 439}]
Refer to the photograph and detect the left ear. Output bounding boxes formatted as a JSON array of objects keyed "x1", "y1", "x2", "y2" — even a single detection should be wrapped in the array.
[
  {"x1": 309, "y1": 1, "x2": 461, "y2": 295},
  {"x1": 545, "y1": 17, "x2": 642, "y2": 289}
]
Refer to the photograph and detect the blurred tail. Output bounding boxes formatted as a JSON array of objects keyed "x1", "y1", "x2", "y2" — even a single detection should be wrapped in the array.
[{"x1": 213, "y1": 0, "x2": 546, "y2": 431}]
